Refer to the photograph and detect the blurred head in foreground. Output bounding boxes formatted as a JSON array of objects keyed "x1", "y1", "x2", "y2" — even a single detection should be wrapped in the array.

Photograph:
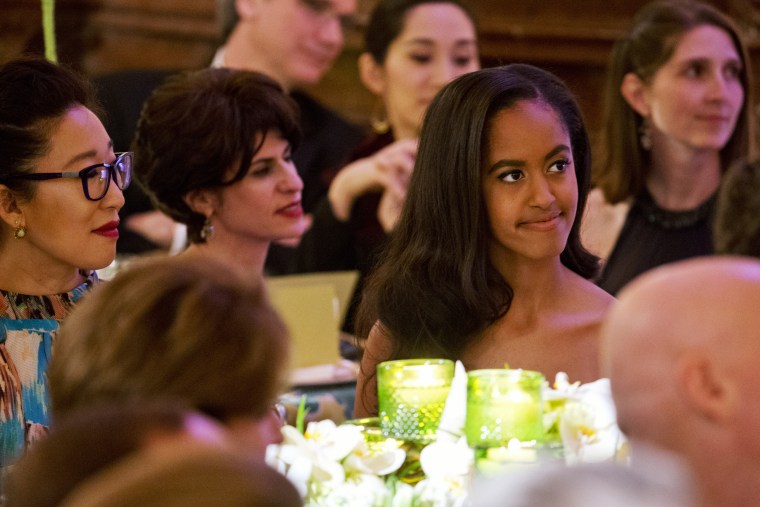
[
  {"x1": 49, "y1": 255, "x2": 291, "y2": 458},
  {"x1": 601, "y1": 255, "x2": 760, "y2": 507}
]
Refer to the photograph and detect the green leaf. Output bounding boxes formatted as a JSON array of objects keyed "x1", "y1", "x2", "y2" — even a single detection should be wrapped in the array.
[
  {"x1": 41, "y1": 0, "x2": 58, "y2": 63},
  {"x1": 296, "y1": 395, "x2": 310, "y2": 434}
]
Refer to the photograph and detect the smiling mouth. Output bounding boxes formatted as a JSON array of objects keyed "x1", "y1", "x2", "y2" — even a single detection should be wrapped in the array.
[{"x1": 521, "y1": 212, "x2": 562, "y2": 226}]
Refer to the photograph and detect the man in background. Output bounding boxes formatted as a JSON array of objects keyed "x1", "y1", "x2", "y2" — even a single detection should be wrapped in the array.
[{"x1": 601, "y1": 256, "x2": 760, "y2": 507}]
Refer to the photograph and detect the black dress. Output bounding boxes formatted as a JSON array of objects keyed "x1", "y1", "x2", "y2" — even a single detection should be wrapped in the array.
[{"x1": 598, "y1": 189, "x2": 716, "y2": 296}]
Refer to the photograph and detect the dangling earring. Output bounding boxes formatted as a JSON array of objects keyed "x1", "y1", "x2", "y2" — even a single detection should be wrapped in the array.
[
  {"x1": 200, "y1": 216, "x2": 215, "y2": 242},
  {"x1": 370, "y1": 99, "x2": 390, "y2": 135},
  {"x1": 14, "y1": 221, "x2": 26, "y2": 240},
  {"x1": 639, "y1": 120, "x2": 652, "y2": 151}
]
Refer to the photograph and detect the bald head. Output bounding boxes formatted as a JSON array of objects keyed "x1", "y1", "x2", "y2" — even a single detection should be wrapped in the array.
[{"x1": 601, "y1": 256, "x2": 760, "y2": 450}]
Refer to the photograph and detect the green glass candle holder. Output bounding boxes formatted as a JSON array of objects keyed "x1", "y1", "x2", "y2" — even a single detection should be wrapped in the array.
[
  {"x1": 377, "y1": 359, "x2": 454, "y2": 443},
  {"x1": 465, "y1": 369, "x2": 545, "y2": 450}
]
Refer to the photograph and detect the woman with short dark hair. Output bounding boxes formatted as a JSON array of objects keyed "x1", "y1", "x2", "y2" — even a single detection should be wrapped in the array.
[{"x1": 132, "y1": 67, "x2": 305, "y2": 281}]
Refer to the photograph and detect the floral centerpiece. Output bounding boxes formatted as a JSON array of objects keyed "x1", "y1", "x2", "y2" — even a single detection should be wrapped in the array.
[
  {"x1": 266, "y1": 367, "x2": 625, "y2": 506},
  {"x1": 266, "y1": 416, "x2": 473, "y2": 507},
  {"x1": 543, "y1": 372, "x2": 626, "y2": 465}
]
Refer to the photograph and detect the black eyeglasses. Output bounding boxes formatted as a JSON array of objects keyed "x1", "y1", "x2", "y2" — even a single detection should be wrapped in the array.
[{"x1": 9, "y1": 152, "x2": 132, "y2": 201}]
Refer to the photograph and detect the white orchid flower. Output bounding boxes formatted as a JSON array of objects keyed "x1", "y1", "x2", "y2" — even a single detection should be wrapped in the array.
[
  {"x1": 542, "y1": 373, "x2": 582, "y2": 447},
  {"x1": 391, "y1": 481, "x2": 415, "y2": 507},
  {"x1": 436, "y1": 360, "x2": 468, "y2": 443},
  {"x1": 343, "y1": 437, "x2": 406, "y2": 476},
  {"x1": 413, "y1": 475, "x2": 470, "y2": 507},
  {"x1": 319, "y1": 473, "x2": 391, "y2": 507},
  {"x1": 304, "y1": 419, "x2": 365, "y2": 461},
  {"x1": 419, "y1": 437, "x2": 472, "y2": 479},
  {"x1": 267, "y1": 420, "x2": 366, "y2": 499},
  {"x1": 557, "y1": 378, "x2": 624, "y2": 464},
  {"x1": 551, "y1": 371, "x2": 581, "y2": 393},
  {"x1": 412, "y1": 437, "x2": 472, "y2": 506}
]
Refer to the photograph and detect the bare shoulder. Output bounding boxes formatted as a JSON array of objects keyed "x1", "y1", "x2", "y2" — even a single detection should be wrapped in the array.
[
  {"x1": 581, "y1": 188, "x2": 630, "y2": 260},
  {"x1": 565, "y1": 270, "x2": 615, "y2": 317},
  {"x1": 552, "y1": 274, "x2": 614, "y2": 382},
  {"x1": 354, "y1": 322, "x2": 393, "y2": 418},
  {"x1": 363, "y1": 322, "x2": 393, "y2": 362}
]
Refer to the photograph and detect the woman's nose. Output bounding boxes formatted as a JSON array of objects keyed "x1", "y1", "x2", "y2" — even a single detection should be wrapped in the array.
[
  {"x1": 706, "y1": 70, "x2": 732, "y2": 102},
  {"x1": 102, "y1": 175, "x2": 126, "y2": 210},
  {"x1": 528, "y1": 176, "x2": 556, "y2": 208},
  {"x1": 432, "y1": 60, "x2": 457, "y2": 89},
  {"x1": 280, "y1": 161, "x2": 304, "y2": 193}
]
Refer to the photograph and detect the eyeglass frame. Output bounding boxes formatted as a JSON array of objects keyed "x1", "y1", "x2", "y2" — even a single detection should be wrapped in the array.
[{"x1": 7, "y1": 152, "x2": 132, "y2": 202}]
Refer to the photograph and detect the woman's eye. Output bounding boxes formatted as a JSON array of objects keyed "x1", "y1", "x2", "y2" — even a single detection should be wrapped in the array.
[
  {"x1": 453, "y1": 55, "x2": 474, "y2": 67},
  {"x1": 410, "y1": 54, "x2": 432, "y2": 64},
  {"x1": 300, "y1": 0, "x2": 330, "y2": 14},
  {"x1": 250, "y1": 164, "x2": 272, "y2": 177},
  {"x1": 724, "y1": 62, "x2": 742, "y2": 80},
  {"x1": 684, "y1": 63, "x2": 706, "y2": 78},
  {"x1": 548, "y1": 158, "x2": 571, "y2": 173},
  {"x1": 88, "y1": 168, "x2": 108, "y2": 183},
  {"x1": 499, "y1": 170, "x2": 524, "y2": 183}
]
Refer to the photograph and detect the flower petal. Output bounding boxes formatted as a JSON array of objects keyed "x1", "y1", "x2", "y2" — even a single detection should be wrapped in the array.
[
  {"x1": 345, "y1": 448, "x2": 406, "y2": 475},
  {"x1": 420, "y1": 439, "x2": 473, "y2": 479}
]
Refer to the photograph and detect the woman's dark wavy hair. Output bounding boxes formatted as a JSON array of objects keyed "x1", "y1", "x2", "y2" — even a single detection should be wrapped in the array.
[
  {"x1": 0, "y1": 57, "x2": 100, "y2": 202},
  {"x1": 356, "y1": 64, "x2": 599, "y2": 362},
  {"x1": 714, "y1": 157, "x2": 760, "y2": 257},
  {"x1": 594, "y1": 0, "x2": 756, "y2": 203},
  {"x1": 132, "y1": 68, "x2": 300, "y2": 243},
  {"x1": 364, "y1": 0, "x2": 477, "y2": 64}
]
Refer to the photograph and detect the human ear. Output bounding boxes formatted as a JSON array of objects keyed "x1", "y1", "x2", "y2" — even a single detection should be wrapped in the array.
[
  {"x1": 183, "y1": 188, "x2": 218, "y2": 218},
  {"x1": 677, "y1": 354, "x2": 733, "y2": 424},
  {"x1": 359, "y1": 52, "x2": 386, "y2": 96},
  {"x1": 620, "y1": 72, "x2": 651, "y2": 117},
  {"x1": 0, "y1": 185, "x2": 24, "y2": 229}
]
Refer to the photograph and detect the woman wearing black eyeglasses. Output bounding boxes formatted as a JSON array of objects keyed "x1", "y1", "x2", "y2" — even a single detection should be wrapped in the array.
[{"x1": 0, "y1": 57, "x2": 129, "y2": 467}]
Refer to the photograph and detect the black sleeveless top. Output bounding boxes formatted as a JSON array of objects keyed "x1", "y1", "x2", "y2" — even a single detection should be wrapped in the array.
[{"x1": 598, "y1": 189, "x2": 716, "y2": 295}]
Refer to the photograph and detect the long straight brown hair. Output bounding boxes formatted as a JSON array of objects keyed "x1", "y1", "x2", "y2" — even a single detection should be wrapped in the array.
[{"x1": 594, "y1": 0, "x2": 757, "y2": 204}]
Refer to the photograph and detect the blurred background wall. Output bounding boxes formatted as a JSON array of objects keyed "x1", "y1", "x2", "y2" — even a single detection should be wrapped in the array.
[{"x1": 2, "y1": 0, "x2": 759, "y2": 139}]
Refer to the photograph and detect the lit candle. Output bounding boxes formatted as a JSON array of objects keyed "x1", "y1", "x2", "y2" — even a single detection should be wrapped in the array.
[
  {"x1": 465, "y1": 369, "x2": 544, "y2": 448},
  {"x1": 465, "y1": 369, "x2": 545, "y2": 474},
  {"x1": 474, "y1": 438, "x2": 540, "y2": 476},
  {"x1": 377, "y1": 359, "x2": 454, "y2": 443}
]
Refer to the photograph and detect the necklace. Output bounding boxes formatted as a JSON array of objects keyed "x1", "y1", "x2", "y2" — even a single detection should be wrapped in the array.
[{"x1": 633, "y1": 189, "x2": 716, "y2": 229}]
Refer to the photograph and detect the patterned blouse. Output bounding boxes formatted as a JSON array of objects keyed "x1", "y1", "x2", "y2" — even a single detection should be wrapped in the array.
[{"x1": 0, "y1": 272, "x2": 97, "y2": 467}]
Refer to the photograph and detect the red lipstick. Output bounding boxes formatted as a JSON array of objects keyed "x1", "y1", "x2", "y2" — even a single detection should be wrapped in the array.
[
  {"x1": 93, "y1": 220, "x2": 120, "y2": 238},
  {"x1": 278, "y1": 201, "x2": 303, "y2": 219}
]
